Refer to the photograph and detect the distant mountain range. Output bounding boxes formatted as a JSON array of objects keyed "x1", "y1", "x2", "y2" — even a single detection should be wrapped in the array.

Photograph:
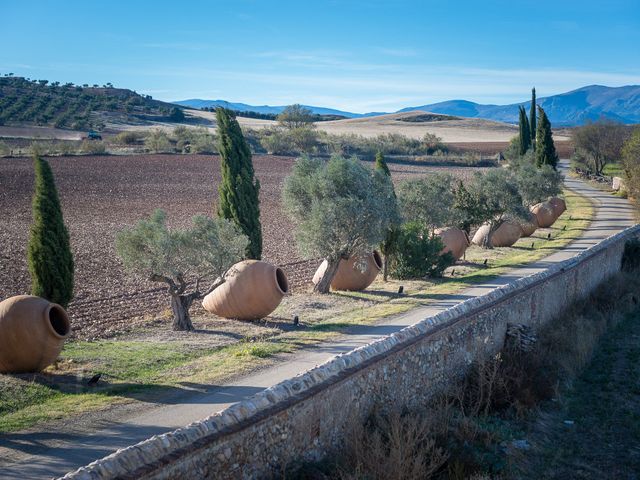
[
  {"x1": 174, "y1": 85, "x2": 640, "y2": 126},
  {"x1": 172, "y1": 99, "x2": 382, "y2": 119}
]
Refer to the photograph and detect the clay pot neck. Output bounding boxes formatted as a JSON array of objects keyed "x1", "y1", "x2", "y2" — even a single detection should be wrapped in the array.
[
  {"x1": 275, "y1": 267, "x2": 289, "y2": 295},
  {"x1": 372, "y1": 251, "x2": 383, "y2": 271},
  {"x1": 45, "y1": 304, "x2": 71, "y2": 339}
]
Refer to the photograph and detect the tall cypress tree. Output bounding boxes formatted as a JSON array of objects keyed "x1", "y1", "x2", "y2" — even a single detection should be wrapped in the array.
[
  {"x1": 374, "y1": 150, "x2": 390, "y2": 176},
  {"x1": 530, "y1": 87, "x2": 537, "y2": 150},
  {"x1": 27, "y1": 155, "x2": 74, "y2": 307},
  {"x1": 518, "y1": 106, "x2": 531, "y2": 155},
  {"x1": 216, "y1": 107, "x2": 263, "y2": 259},
  {"x1": 535, "y1": 106, "x2": 559, "y2": 169},
  {"x1": 375, "y1": 151, "x2": 397, "y2": 281}
]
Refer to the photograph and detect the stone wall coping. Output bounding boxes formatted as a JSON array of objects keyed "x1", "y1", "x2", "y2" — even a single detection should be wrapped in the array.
[{"x1": 62, "y1": 224, "x2": 640, "y2": 480}]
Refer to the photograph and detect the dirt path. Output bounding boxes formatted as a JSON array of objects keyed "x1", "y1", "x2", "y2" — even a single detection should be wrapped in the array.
[
  {"x1": 0, "y1": 161, "x2": 635, "y2": 479},
  {"x1": 511, "y1": 310, "x2": 640, "y2": 479}
]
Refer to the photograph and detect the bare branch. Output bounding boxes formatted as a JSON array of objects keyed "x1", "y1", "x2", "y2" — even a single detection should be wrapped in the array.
[
  {"x1": 203, "y1": 276, "x2": 226, "y2": 296},
  {"x1": 149, "y1": 273, "x2": 178, "y2": 293}
]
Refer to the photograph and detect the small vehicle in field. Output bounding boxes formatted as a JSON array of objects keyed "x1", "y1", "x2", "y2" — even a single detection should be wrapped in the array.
[{"x1": 85, "y1": 131, "x2": 102, "y2": 140}]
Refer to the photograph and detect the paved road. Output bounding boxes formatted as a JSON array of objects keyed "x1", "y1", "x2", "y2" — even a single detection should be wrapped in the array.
[{"x1": 0, "y1": 161, "x2": 635, "y2": 479}]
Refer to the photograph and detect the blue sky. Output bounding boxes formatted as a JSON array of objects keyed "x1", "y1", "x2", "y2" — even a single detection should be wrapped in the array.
[{"x1": 2, "y1": 0, "x2": 639, "y2": 112}]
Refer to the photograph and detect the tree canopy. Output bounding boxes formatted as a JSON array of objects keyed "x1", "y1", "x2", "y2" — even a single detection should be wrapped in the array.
[
  {"x1": 513, "y1": 162, "x2": 563, "y2": 206},
  {"x1": 518, "y1": 105, "x2": 531, "y2": 156},
  {"x1": 277, "y1": 104, "x2": 315, "y2": 129},
  {"x1": 27, "y1": 155, "x2": 74, "y2": 307},
  {"x1": 116, "y1": 210, "x2": 247, "y2": 330},
  {"x1": 454, "y1": 169, "x2": 529, "y2": 248},
  {"x1": 572, "y1": 120, "x2": 631, "y2": 175},
  {"x1": 398, "y1": 173, "x2": 456, "y2": 234},
  {"x1": 282, "y1": 155, "x2": 400, "y2": 292},
  {"x1": 216, "y1": 107, "x2": 263, "y2": 259},
  {"x1": 530, "y1": 88, "x2": 537, "y2": 149},
  {"x1": 535, "y1": 106, "x2": 559, "y2": 169}
]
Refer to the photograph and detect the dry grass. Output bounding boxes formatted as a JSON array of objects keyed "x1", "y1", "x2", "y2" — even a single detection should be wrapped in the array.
[
  {"x1": 186, "y1": 109, "x2": 571, "y2": 143},
  {"x1": 339, "y1": 411, "x2": 449, "y2": 480}
]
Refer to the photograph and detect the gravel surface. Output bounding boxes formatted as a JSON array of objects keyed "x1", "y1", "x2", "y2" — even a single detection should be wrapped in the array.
[{"x1": 0, "y1": 154, "x2": 487, "y2": 339}]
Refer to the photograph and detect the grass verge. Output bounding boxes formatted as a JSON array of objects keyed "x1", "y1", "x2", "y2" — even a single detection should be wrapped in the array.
[{"x1": 0, "y1": 189, "x2": 593, "y2": 433}]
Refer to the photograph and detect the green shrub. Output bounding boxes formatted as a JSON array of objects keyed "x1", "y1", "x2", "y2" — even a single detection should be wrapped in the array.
[
  {"x1": 112, "y1": 131, "x2": 144, "y2": 145},
  {"x1": 145, "y1": 129, "x2": 173, "y2": 153},
  {"x1": 191, "y1": 127, "x2": 216, "y2": 154},
  {"x1": 169, "y1": 107, "x2": 185, "y2": 122},
  {"x1": 259, "y1": 126, "x2": 296, "y2": 154},
  {"x1": 80, "y1": 140, "x2": 106, "y2": 155},
  {"x1": 256, "y1": 128, "x2": 446, "y2": 157},
  {"x1": 57, "y1": 141, "x2": 77, "y2": 156},
  {"x1": 389, "y1": 222, "x2": 454, "y2": 279}
]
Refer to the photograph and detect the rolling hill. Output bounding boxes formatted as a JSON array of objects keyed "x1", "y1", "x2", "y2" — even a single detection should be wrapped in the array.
[
  {"x1": 0, "y1": 76, "x2": 183, "y2": 130},
  {"x1": 172, "y1": 99, "x2": 385, "y2": 119},
  {"x1": 178, "y1": 85, "x2": 640, "y2": 126}
]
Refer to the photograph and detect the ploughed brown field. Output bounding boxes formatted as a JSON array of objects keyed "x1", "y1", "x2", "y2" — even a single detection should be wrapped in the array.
[{"x1": 0, "y1": 154, "x2": 487, "y2": 339}]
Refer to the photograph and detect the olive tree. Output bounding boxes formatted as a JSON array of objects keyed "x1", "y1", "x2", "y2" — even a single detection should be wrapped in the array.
[
  {"x1": 283, "y1": 156, "x2": 400, "y2": 293},
  {"x1": 454, "y1": 169, "x2": 528, "y2": 249},
  {"x1": 116, "y1": 210, "x2": 248, "y2": 331},
  {"x1": 397, "y1": 173, "x2": 456, "y2": 234},
  {"x1": 512, "y1": 162, "x2": 563, "y2": 206},
  {"x1": 277, "y1": 104, "x2": 315, "y2": 129}
]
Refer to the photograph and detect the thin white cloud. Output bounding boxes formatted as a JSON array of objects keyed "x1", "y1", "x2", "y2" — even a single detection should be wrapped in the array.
[
  {"x1": 376, "y1": 47, "x2": 419, "y2": 57},
  {"x1": 138, "y1": 42, "x2": 213, "y2": 51}
]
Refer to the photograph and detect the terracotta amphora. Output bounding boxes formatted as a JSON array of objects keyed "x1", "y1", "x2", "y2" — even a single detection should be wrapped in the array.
[{"x1": 0, "y1": 295, "x2": 71, "y2": 373}]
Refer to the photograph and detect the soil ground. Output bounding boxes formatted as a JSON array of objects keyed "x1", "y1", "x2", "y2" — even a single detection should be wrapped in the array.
[{"x1": 0, "y1": 153, "x2": 488, "y2": 339}]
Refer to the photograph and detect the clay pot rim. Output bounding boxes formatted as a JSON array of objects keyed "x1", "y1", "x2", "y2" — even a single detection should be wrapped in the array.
[
  {"x1": 274, "y1": 267, "x2": 289, "y2": 295},
  {"x1": 44, "y1": 303, "x2": 71, "y2": 339},
  {"x1": 372, "y1": 251, "x2": 383, "y2": 271}
]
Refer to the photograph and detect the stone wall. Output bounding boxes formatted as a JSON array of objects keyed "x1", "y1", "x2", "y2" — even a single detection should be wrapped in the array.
[{"x1": 63, "y1": 224, "x2": 640, "y2": 480}]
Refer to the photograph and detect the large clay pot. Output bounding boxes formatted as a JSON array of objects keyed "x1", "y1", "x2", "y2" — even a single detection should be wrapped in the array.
[
  {"x1": 548, "y1": 197, "x2": 566, "y2": 218},
  {"x1": 520, "y1": 212, "x2": 539, "y2": 237},
  {"x1": 435, "y1": 227, "x2": 469, "y2": 261},
  {"x1": 531, "y1": 202, "x2": 557, "y2": 228},
  {"x1": 202, "y1": 260, "x2": 289, "y2": 320},
  {"x1": 472, "y1": 221, "x2": 521, "y2": 248},
  {"x1": 0, "y1": 295, "x2": 71, "y2": 373},
  {"x1": 312, "y1": 251, "x2": 382, "y2": 291}
]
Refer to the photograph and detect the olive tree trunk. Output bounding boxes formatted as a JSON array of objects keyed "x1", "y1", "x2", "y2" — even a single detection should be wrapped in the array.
[
  {"x1": 383, "y1": 254, "x2": 390, "y2": 282},
  {"x1": 313, "y1": 257, "x2": 342, "y2": 294},
  {"x1": 482, "y1": 225, "x2": 496, "y2": 249},
  {"x1": 170, "y1": 292, "x2": 198, "y2": 331}
]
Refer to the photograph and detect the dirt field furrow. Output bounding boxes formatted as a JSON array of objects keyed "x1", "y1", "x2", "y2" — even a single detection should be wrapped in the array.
[{"x1": 0, "y1": 154, "x2": 486, "y2": 340}]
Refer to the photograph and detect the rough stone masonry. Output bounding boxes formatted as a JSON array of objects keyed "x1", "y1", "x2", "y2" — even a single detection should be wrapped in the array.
[{"x1": 62, "y1": 224, "x2": 640, "y2": 480}]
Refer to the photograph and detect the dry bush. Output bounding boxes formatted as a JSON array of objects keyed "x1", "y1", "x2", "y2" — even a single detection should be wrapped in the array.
[
  {"x1": 458, "y1": 270, "x2": 640, "y2": 420},
  {"x1": 111, "y1": 131, "x2": 145, "y2": 145},
  {"x1": 338, "y1": 410, "x2": 448, "y2": 480},
  {"x1": 80, "y1": 139, "x2": 106, "y2": 155}
]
